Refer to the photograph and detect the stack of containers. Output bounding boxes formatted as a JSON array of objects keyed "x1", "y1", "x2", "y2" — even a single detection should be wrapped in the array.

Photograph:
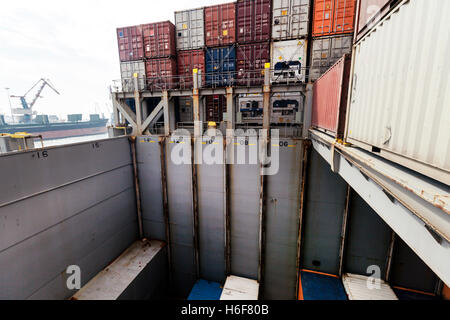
[
  {"x1": 175, "y1": 7, "x2": 206, "y2": 122},
  {"x1": 175, "y1": 7, "x2": 206, "y2": 89},
  {"x1": 204, "y1": 2, "x2": 237, "y2": 88},
  {"x1": 270, "y1": 0, "x2": 310, "y2": 84},
  {"x1": 236, "y1": 0, "x2": 271, "y2": 86},
  {"x1": 117, "y1": 25, "x2": 146, "y2": 92},
  {"x1": 310, "y1": 0, "x2": 356, "y2": 81},
  {"x1": 142, "y1": 21, "x2": 177, "y2": 89}
]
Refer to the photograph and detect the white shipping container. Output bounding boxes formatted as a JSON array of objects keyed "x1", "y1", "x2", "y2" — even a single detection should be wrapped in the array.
[
  {"x1": 346, "y1": 0, "x2": 450, "y2": 185},
  {"x1": 175, "y1": 8, "x2": 205, "y2": 51},
  {"x1": 272, "y1": 0, "x2": 310, "y2": 40},
  {"x1": 310, "y1": 35, "x2": 352, "y2": 82},
  {"x1": 120, "y1": 60, "x2": 146, "y2": 92},
  {"x1": 271, "y1": 39, "x2": 308, "y2": 83},
  {"x1": 220, "y1": 276, "x2": 259, "y2": 300},
  {"x1": 342, "y1": 274, "x2": 398, "y2": 300}
]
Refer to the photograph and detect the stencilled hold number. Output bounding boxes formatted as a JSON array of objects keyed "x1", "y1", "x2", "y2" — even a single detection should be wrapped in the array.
[
  {"x1": 34, "y1": 150, "x2": 49, "y2": 159},
  {"x1": 280, "y1": 141, "x2": 289, "y2": 147},
  {"x1": 92, "y1": 142, "x2": 101, "y2": 149}
]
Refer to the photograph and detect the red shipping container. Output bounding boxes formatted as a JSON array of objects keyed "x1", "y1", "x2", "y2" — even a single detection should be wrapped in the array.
[
  {"x1": 312, "y1": 54, "x2": 351, "y2": 139},
  {"x1": 313, "y1": 0, "x2": 356, "y2": 37},
  {"x1": 236, "y1": 42, "x2": 270, "y2": 86},
  {"x1": 356, "y1": 0, "x2": 393, "y2": 41},
  {"x1": 145, "y1": 58, "x2": 178, "y2": 90},
  {"x1": 205, "y1": 95, "x2": 226, "y2": 123},
  {"x1": 237, "y1": 0, "x2": 272, "y2": 44},
  {"x1": 177, "y1": 49, "x2": 205, "y2": 89},
  {"x1": 117, "y1": 25, "x2": 144, "y2": 62},
  {"x1": 205, "y1": 3, "x2": 236, "y2": 47},
  {"x1": 142, "y1": 21, "x2": 176, "y2": 59}
]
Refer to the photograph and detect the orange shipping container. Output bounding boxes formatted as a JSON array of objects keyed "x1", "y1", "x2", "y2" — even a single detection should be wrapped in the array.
[{"x1": 313, "y1": 0, "x2": 356, "y2": 37}]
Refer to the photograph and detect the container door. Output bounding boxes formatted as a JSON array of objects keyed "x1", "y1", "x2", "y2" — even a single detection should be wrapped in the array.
[
  {"x1": 291, "y1": 0, "x2": 310, "y2": 38},
  {"x1": 313, "y1": 0, "x2": 334, "y2": 36},
  {"x1": 333, "y1": 0, "x2": 356, "y2": 34}
]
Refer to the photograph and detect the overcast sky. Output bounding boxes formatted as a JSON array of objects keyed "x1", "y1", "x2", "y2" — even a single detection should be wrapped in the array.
[{"x1": 0, "y1": 0, "x2": 226, "y2": 120}]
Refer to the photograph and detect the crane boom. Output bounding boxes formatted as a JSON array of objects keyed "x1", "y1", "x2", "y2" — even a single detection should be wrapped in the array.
[{"x1": 10, "y1": 78, "x2": 60, "y2": 110}]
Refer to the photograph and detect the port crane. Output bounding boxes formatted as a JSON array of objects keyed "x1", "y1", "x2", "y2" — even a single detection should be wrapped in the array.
[{"x1": 10, "y1": 78, "x2": 60, "y2": 122}]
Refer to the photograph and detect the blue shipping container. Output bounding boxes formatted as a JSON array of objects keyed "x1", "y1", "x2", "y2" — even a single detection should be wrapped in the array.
[{"x1": 205, "y1": 46, "x2": 236, "y2": 87}]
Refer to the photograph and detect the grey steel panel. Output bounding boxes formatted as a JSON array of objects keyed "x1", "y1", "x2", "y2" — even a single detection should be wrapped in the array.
[
  {"x1": 390, "y1": 238, "x2": 438, "y2": 293},
  {"x1": 0, "y1": 190, "x2": 137, "y2": 300},
  {"x1": 302, "y1": 149, "x2": 347, "y2": 274},
  {"x1": 263, "y1": 138, "x2": 302, "y2": 300},
  {"x1": 166, "y1": 136, "x2": 196, "y2": 296},
  {"x1": 344, "y1": 192, "x2": 392, "y2": 278},
  {"x1": 197, "y1": 136, "x2": 226, "y2": 282},
  {"x1": 0, "y1": 137, "x2": 132, "y2": 206},
  {"x1": 230, "y1": 137, "x2": 260, "y2": 280},
  {"x1": 137, "y1": 136, "x2": 165, "y2": 240},
  {"x1": 28, "y1": 223, "x2": 138, "y2": 300},
  {"x1": 0, "y1": 166, "x2": 134, "y2": 252}
]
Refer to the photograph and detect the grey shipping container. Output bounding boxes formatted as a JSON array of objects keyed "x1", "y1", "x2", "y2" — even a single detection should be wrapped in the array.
[
  {"x1": 175, "y1": 8, "x2": 205, "y2": 50},
  {"x1": 309, "y1": 35, "x2": 352, "y2": 82},
  {"x1": 120, "y1": 60, "x2": 146, "y2": 92},
  {"x1": 272, "y1": 0, "x2": 310, "y2": 41}
]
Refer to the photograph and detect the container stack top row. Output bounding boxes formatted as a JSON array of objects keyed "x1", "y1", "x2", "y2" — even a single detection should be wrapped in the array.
[{"x1": 117, "y1": 0, "x2": 358, "y2": 62}]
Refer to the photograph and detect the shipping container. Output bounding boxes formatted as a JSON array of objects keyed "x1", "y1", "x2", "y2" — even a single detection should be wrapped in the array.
[
  {"x1": 142, "y1": 21, "x2": 176, "y2": 59},
  {"x1": 271, "y1": 39, "x2": 308, "y2": 83},
  {"x1": 346, "y1": 0, "x2": 450, "y2": 185},
  {"x1": 145, "y1": 58, "x2": 177, "y2": 90},
  {"x1": 178, "y1": 97, "x2": 193, "y2": 123},
  {"x1": 205, "y1": 46, "x2": 236, "y2": 87},
  {"x1": 237, "y1": 0, "x2": 271, "y2": 44},
  {"x1": 205, "y1": 95, "x2": 226, "y2": 123},
  {"x1": 120, "y1": 60, "x2": 146, "y2": 92},
  {"x1": 117, "y1": 25, "x2": 144, "y2": 62},
  {"x1": 177, "y1": 49, "x2": 205, "y2": 89},
  {"x1": 312, "y1": 0, "x2": 356, "y2": 37},
  {"x1": 271, "y1": 92, "x2": 304, "y2": 124},
  {"x1": 355, "y1": 0, "x2": 395, "y2": 42},
  {"x1": 205, "y1": 2, "x2": 237, "y2": 47},
  {"x1": 237, "y1": 94, "x2": 263, "y2": 123},
  {"x1": 311, "y1": 54, "x2": 351, "y2": 138},
  {"x1": 175, "y1": 8, "x2": 205, "y2": 50},
  {"x1": 272, "y1": 0, "x2": 310, "y2": 40},
  {"x1": 236, "y1": 42, "x2": 270, "y2": 86},
  {"x1": 309, "y1": 35, "x2": 352, "y2": 81}
]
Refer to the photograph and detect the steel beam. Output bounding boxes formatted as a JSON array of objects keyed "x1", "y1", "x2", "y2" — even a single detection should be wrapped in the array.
[
  {"x1": 339, "y1": 186, "x2": 352, "y2": 277},
  {"x1": 263, "y1": 66, "x2": 271, "y2": 131},
  {"x1": 162, "y1": 91, "x2": 175, "y2": 137},
  {"x1": 141, "y1": 100, "x2": 165, "y2": 133},
  {"x1": 310, "y1": 129, "x2": 450, "y2": 286},
  {"x1": 225, "y1": 87, "x2": 235, "y2": 130},
  {"x1": 134, "y1": 76, "x2": 143, "y2": 135},
  {"x1": 302, "y1": 84, "x2": 314, "y2": 138}
]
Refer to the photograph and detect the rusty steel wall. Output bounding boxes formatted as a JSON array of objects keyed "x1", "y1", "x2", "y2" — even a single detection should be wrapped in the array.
[{"x1": 0, "y1": 137, "x2": 138, "y2": 300}]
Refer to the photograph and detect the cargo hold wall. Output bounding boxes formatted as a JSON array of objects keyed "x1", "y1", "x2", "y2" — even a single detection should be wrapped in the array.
[{"x1": 0, "y1": 137, "x2": 138, "y2": 300}]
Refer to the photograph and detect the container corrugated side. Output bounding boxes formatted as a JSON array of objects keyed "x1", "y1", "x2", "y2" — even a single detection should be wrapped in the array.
[
  {"x1": 175, "y1": 8, "x2": 205, "y2": 50},
  {"x1": 272, "y1": 0, "x2": 310, "y2": 40},
  {"x1": 142, "y1": 21, "x2": 176, "y2": 59},
  {"x1": 205, "y1": 2, "x2": 237, "y2": 47},
  {"x1": 120, "y1": 60, "x2": 146, "y2": 92},
  {"x1": 177, "y1": 49, "x2": 205, "y2": 89},
  {"x1": 309, "y1": 35, "x2": 352, "y2": 82},
  {"x1": 312, "y1": 0, "x2": 356, "y2": 37},
  {"x1": 236, "y1": 42, "x2": 270, "y2": 86},
  {"x1": 237, "y1": 0, "x2": 272, "y2": 44},
  {"x1": 145, "y1": 58, "x2": 177, "y2": 90},
  {"x1": 117, "y1": 25, "x2": 144, "y2": 62},
  {"x1": 346, "y1": 0, "x2": 450, "y2": 184},
  {"x1": 312, "y1": 54, "x2": 351, "y2": 138},
  {"x1": 205, "y1": 46, "x2": 236, "y2": 87},
  {"x1": 271, "y1": 39, "x2": 308, "y2": 83}
]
